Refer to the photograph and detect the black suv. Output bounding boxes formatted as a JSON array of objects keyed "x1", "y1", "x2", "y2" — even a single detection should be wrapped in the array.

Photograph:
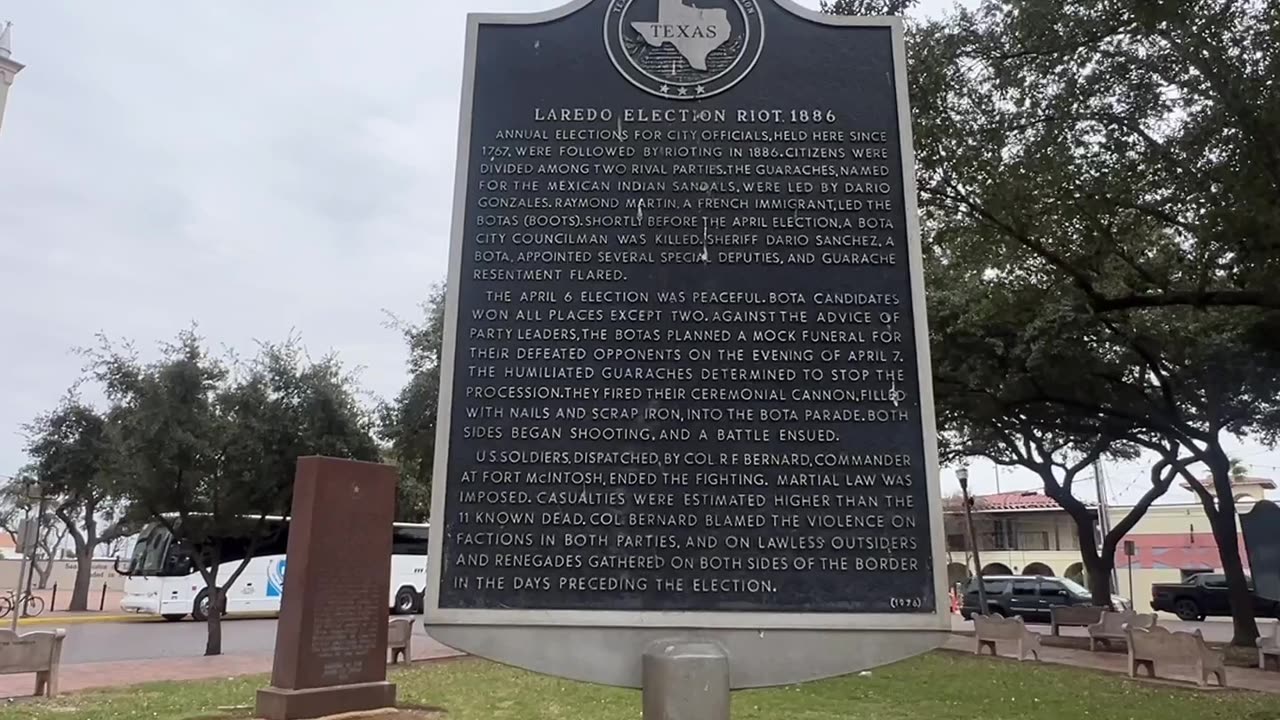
[{"x1": 961, "y1": 575, "x2": 1130, "y2": 620}]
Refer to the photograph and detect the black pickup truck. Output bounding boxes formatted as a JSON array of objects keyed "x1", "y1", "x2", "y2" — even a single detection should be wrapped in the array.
[{"x1": 1151, "y1": 573, "x2": 1280, "y2": 620}]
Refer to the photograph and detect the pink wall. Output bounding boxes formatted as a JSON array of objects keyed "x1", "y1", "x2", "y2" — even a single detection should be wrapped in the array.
[{"x1": 1113, "y1": 532, "x2": 1251, "y2": 571}]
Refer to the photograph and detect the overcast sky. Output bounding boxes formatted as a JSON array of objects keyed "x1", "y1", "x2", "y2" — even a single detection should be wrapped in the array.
[{"x1": 2, "y1": 0, "x2": 1275, "y2": 505}]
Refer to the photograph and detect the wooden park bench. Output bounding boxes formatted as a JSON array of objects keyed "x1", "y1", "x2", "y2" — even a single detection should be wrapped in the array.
[
  {"x1": 1127, "y1": 625, "x2": 1227, "y2": 688},
  {"x1": 974, "y1": 614, "x2": 1040, "y2": 662},
  {"x1": 1088, "y1": 610, "x2": 1157, "y2": 651},
  {"x1": 388, "y1": 617, "x2": 414, "y2": 665},
  {"x1": 1050, "y1": 606, "x2": 1105, "y2": 636},
  {"x1": 1258, "y1": 626, "x2": 1280, "y2": 671},
  {"x1": 0, "y1": 628, "x2": 66, "y2": 697}
]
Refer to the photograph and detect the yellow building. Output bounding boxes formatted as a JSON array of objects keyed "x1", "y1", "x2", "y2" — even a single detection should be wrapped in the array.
[{"x1": 1106, "y1": 476, "x2": 1275, "y2": 604}]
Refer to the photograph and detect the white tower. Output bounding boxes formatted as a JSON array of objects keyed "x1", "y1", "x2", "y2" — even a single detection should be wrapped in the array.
[{"x1": 0, "y1": 22, "x2": 25, "y2": 134}]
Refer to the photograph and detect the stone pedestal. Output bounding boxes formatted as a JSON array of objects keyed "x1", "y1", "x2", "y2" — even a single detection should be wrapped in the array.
[
  {"x1": 256, "y1": 681, "x2": 397, "y2": 720},
  {"x1": 255, "y1": 456, "x2": 399, "y2": 720}
]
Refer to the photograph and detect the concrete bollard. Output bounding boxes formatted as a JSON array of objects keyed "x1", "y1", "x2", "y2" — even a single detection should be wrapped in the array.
[{"x1": 642, "y1": 640, "x2": 730, "y2": 720}]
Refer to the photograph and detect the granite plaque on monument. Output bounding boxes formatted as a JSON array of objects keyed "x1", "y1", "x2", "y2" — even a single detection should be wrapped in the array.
[
  {"x1": 256, "y1": 456, "x2": 399, "y2": 720},
  {"x1": 426, "y1": 0, "x2": 948, "y2": 692}
]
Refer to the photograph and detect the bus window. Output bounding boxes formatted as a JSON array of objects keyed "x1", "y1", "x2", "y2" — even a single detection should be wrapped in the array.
[
  {"x1": 392, "y1": 525, "x2": 430, "y2": 556},
  {"x1": 125, "y1": 523, "x2": 174, "y2": 576}
]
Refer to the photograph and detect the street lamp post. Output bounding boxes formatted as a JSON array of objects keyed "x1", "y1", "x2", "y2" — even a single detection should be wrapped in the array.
[
  {"x1": 957, "y1": 467, "x2": 987, "y2": 614},
  {"x1": 11, "y1": 480, "x2": 41, "y2": 631},
  {"x1": 22, "y1": 485, "x2": 45, "y2": 616}
]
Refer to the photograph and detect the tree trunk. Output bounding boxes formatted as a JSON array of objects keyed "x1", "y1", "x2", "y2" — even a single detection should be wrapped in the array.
[
  {"x1": 204, "y1": 586, "x2": 225, "y2": 653},
  {"x1": 1206, "y1": 450, "x2": 1259, "y2": 647},
  {"x1": 69, "y1": 548, "x2": 93, "y2": 611},
  {"x1": 202, "y1": 549, "x2": 224, "y2": 657},
  {"x1": 32, "y1": 553, "x2": 53, "y2": 589},
  {"x1": 1209, "y1": 508, "x2": 1259, "y2": 646},
  {"x1": 1083, "y1": 555, "x2": 1114, "y2": 608},
  {"x1": 1066, "y1": 504, "x2": 1113, "y2": 606},
  {"x1": 55, "y1": 506, "x2": 95, "y2": 612}
]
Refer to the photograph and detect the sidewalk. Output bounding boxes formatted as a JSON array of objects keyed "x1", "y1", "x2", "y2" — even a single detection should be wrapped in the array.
[
  {"x1": 0, "y1": 633, "x2": 465, "y2": 699},
  {"x1": 5, "y1": 588, "x2": 140, "y2": 626},
  {"x1": 16, "y1": 611, "x2": 149, "y2": 627},
  {"x1": 943, "y1": 634, "x2": 1280, "y2": 693},
  {"x1": 5, "y1": 632, "x2": 1275, "y2": 700}
]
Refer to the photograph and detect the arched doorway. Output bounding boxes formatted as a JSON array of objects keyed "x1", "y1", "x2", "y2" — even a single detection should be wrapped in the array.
[
  {"x1": 1023, "y1": 562, "x2": 1054, "y2": 577},
  {"x1": 947, "y1": 563, "x2": 971, "y2": 586},
  {"x1": 982, "y1": 562, "x2": 1012, "y2": 575},
  {"x1": 1065, "y1": 562, "x2": 1086, "y2": 585}
]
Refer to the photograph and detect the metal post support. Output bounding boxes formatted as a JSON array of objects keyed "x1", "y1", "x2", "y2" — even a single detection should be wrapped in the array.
[
  {"x1": 642, "y1": 641, "x2": 730, "y2": 720},
  {"x1": 958, "y1": 468, "x2": 987, "y2": 613},
  {"x1": 1127, "y1": 555, "x2": 1134, "y2": 602},
  {"x1": 21, "y1": 495, "x2": 43, "y2": 616},
  {"x1": 10, "y1": 504, "x2": 31, "y2": 632}
]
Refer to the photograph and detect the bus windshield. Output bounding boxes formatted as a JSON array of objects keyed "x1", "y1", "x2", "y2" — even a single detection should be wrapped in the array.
[{"x1": 126, "y1": 522, "x2": 173, "y2": 576}]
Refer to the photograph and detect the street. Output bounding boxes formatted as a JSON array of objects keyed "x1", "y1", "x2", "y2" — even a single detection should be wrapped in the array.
[{"x1": 53, "y1": 616, "x2": 457, "y2": 665}]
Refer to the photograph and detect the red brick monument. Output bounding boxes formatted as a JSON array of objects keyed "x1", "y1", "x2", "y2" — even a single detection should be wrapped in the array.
[{"x1": 256, "y1": 456, "x2": 399, "y2": 720}]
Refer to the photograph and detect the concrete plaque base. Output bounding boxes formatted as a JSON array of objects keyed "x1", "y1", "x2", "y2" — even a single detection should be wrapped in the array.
[{"x1": 255, "y1": 681, "x2": 397, "y2": 720}]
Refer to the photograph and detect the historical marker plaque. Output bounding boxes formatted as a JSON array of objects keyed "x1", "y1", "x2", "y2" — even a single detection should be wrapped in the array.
[
  {"x1": 257, "y1": 457, "x2": 398, "y2": 720},
  {"x1": 427, "y1": 0, "x2": 948, "y2": 687}
]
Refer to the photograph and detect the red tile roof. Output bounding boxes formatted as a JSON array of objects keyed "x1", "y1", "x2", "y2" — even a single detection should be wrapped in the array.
[
  {"x1": 943, "y1": 491, "x2": 1086, "y2": 513},
  {"x1": 974, "y1": 491, "x2": 1067, "y2": 511}
]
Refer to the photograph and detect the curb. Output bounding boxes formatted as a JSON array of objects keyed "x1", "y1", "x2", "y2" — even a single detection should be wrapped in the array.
[
  {"x1": 13, "y1": 611, "x2": 288, "y2": 627},
  {"x1": 15, "y1": 614, "x2": 157, "y2": 627}
]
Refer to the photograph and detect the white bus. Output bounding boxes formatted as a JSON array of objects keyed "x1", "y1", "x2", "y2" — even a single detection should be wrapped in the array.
[{"x1": 117, "y1": 516, "x2": 429, "y2": 621}]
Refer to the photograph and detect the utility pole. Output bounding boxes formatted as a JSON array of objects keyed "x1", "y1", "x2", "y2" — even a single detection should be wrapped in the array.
[
  {"x1": 957, "y1": 467, "x2": 987, "y2": 614},
  {"x1": 1093, "y1": 460, "x2": 1120, "y2": 593},
  {"x1": 0, "y1": 22, "x2": 25, "y2": 135}
]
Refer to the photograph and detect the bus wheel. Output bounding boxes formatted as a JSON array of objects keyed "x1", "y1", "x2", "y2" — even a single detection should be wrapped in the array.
[
  {"x1": 162, "y1": 614, "x2": 187, "y2": 622},
  {"x1": 192, "y1": 590, "x2": 225, "y2": 622},
  {"x1": 394, "y1": 587, "x2": 418, "y2": 615}
]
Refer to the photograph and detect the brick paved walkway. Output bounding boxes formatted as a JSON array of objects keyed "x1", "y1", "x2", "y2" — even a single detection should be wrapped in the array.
[
  {"x1": 943, "y1": 634, "x2": 1280, "y2": 693},
  {"x1": 0, "y1": 633, "x2": 464, "y2": 699}
]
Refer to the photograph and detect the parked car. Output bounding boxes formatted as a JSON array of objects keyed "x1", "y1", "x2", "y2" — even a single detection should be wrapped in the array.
[
  {"x1": 1150, "y1": 573, "x2": 1280, "y2": 621},
  {"x1": 960, "y1": 575, "x2": 1131, "y2": 620}
]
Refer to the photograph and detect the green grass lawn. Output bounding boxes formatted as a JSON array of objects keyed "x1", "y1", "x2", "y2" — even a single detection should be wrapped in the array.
[{"x1": 1, "y1": 652, "x2": 1277, "y2": 720}]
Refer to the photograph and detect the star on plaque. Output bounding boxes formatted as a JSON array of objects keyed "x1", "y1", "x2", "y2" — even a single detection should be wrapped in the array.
[
  {"x1": 659, "y1": 83, "x2": 671, "y2": 94},
  {"x1": 678, "y1": 87, "x2": 689, "y2": 96},
  {"x1": 695, "y1": 84, "x2": 707, "y2": 95}
]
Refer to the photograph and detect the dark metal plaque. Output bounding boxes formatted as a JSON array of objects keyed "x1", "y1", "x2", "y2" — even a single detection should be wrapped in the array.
[
  {"x1": 428, "y1": 0, "x2": 942, "y2": 621},
  {"x1": 1241, "y1": 500, "x2": 1280, "y2": 602}
]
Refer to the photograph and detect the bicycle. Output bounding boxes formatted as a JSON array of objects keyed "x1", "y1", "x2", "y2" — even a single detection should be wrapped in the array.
[{"x1": 0, "y1": 590, "x2": 45, "y2": 619}]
